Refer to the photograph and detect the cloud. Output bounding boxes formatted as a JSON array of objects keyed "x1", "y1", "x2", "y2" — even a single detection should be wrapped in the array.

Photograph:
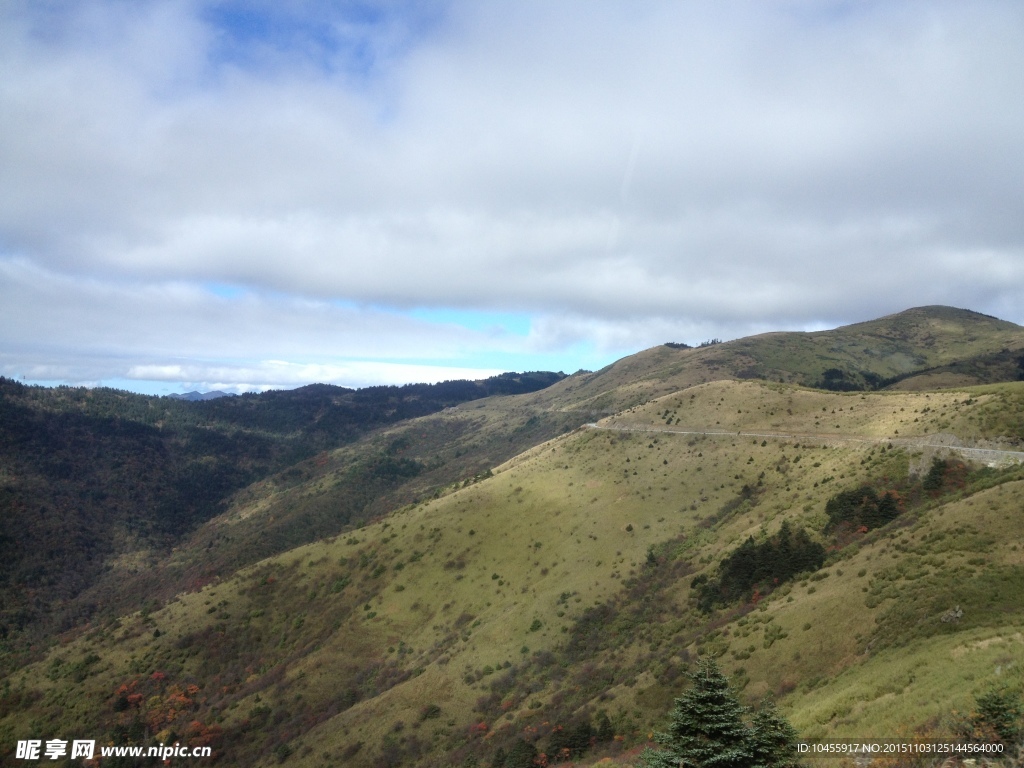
[
  {"x1": 0, "y1": 258, "x2": 468, "y2": 356},
  {"x1": 122, "y1": 360, "x2": 507, "y2": 392},
  {"x1": 1, "y1": 1, "x2": 1022, "y2": 390}
]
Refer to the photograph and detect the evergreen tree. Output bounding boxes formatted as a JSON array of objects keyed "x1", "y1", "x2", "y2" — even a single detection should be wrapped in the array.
[
  {"x1": 922, "y1": 457, "x2": 948, "y2": 491},
  {"x1": 641, "y1": 658, "x2": 754, "y2": 768},
  {"x1": 596, "y1": 711, "x2": 615, "y2": 743},
  {"x1": 971, "y1": 687, "x2": 1023, "y2": 746},
  {"x1": 749, "y1": 701, "x2": 800, "y2": 768},
  {"x1": 566, "y1": 720, "x2": 595, "y2": 757},
  {"x1": 641, "y1": 659, "x2": 801, "y2": 768},
  {"x1": 697, "y1": 523, "x2": 824, "y2": 611},
  {"x1": 503, "y1": 739, "x2": 537, "y2": 768}
]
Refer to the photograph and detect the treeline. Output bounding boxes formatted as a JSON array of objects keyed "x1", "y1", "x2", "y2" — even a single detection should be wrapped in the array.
[
  {"x1": 0, "y1": 371, "x2": 566, "y2": 446},
  {"x1": 662, "y1": 339, "x2": 723, "y2": 350},
  {"x1": 189, "y1": 371, "x2": 566, "y2": 443},
  {"x1": 824, "y1": 487, "x2": 903, "y2": 533},
  {"x1": 825, "y1": 457, "x2": 971, "y2": 536}
]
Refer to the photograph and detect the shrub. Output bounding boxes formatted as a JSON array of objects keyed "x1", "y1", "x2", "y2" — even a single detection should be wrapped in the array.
[
  {"x1": 503, "y1": 738, "x2": 538, "y2": 768},
  {"x1": 419, "y1": 704, "x2": 442, "y2": 721}
]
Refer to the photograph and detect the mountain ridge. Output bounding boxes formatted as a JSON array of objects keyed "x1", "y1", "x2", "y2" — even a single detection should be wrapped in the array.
[
  {"x1": 2, "y1": 306, "x2": 1024, "y2": 767},
  {"x1": 532, "y1": 305, "x2": 1024, "y2": 417},
  {"x1": 166, "y1": 390, "x2": 233, "y2": 401}
]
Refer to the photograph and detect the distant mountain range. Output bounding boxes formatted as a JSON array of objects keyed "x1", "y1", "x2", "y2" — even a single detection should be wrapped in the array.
[{"x1": 166, "y1": 390, "x2": 233, "y2": 401}]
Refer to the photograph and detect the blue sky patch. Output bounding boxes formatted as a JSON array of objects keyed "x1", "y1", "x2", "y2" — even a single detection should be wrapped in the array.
[
  {"x1": 201, "y1": 1, "x2": 443, "y2": 80},
  {"x1": 203, "y1": 281, "x2": 247, "y2": 299}
]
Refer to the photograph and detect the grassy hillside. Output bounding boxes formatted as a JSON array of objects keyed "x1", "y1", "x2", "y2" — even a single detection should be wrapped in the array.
[
  {"x1": 4, "y1": 304, "x2": 1019, "y2": 656},
  {"x1": 4, "y1": 378, "x2": 1023, "y2": 766},
  {"x1": 82, "y1": 395, "x2": 587, "y2": 627},
  {"x1": 0, "y1": 373, "x2": 567, "y2": 656},
  {"x1": 73, "y1": 301, "x2": 1024, "y2": 668},
  {"x1": 534, "y1": 306, "x2": 1024, "y2": 417}
]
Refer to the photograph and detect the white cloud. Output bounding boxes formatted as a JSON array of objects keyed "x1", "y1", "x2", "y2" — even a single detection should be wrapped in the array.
[
  {"x1": 121, "y1": 359, "x2": 507, "y2": 392},
  {"x1": 0, "y1": 256, "x2": 517, "y2": 369},
  {"x1": 1, "y1": 0, "x2": 1023, "y2": 390}
]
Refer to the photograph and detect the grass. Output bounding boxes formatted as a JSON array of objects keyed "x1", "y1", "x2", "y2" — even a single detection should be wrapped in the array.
[
  {"x1": 4, "y1": 374, "x2": 1024, "y2": 765},
  {"x1": 790, "y1": 627, "x2": 1024, "y2": 740}
]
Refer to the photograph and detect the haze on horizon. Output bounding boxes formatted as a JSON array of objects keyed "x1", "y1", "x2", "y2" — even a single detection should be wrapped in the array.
[{"x1": 1, "y1": 1, "x2": 1022, "y2": 395}]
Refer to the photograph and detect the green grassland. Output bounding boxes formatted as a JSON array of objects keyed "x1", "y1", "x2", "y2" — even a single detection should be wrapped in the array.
[
  {"x1": 527, "y1": 306, "x2": 1024, "y2": 415},
  {"x1": 3, "y1": 305, "x2": 1021, "y2": 658},
  {"x1": 3, "y1": 376, "x2": 1023, "y2": 766},
  {"x1": 75, "y1": 396, "x2": 587, "y2": 624},
  {"x1": 3, "y1": 307, "x2": 1024, "y2": 766}
]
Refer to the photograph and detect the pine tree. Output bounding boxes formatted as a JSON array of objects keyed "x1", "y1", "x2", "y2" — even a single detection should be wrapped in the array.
[
  {"x1": 971, "y1": 687, "x2": 1023, "y2": 746},
  {"x1": 641, "y1": 658, "x2": 754, "y2": 768},
  {"x1": 641, "y1": 659, "x2": 801, "y2": 768},
  {"x1": 566, "y1": 720, "x2": 595, "y2": 757},
  {"x1": 749, "y1": 700, "x2": 800, "y2": 768},
  {"x1": 503, "y1": 738, "x2": 537, "y2": 768},
  {"x1": 596, "y1": 711, "x2": 615, "y2": 743}
]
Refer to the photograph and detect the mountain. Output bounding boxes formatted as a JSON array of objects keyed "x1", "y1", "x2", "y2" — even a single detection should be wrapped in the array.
[
  {"x1": 1, "y1": 307, "x2": 1023, "y2": 767},
  {"x1": 0, "y1": 372, "x2": 567, "y2": 650},
  {"x1": 167, "y1": 391, "x2": 233, "y2": 401},
  {"x1": 531, "y1": 305, "x2": 1024, "y2": 418}
]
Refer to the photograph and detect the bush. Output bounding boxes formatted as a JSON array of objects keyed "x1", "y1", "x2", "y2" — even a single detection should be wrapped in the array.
[{"x1": 419, "y1": 704, "x2": 442, "y2": 721}]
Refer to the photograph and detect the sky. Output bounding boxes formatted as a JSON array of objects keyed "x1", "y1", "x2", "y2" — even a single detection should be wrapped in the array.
[{"x1": 1, "y1": 1, "x2": 1022, "y2": 395}]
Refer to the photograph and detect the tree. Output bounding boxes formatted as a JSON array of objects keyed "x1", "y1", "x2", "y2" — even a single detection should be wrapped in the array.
[
  {"x1": 696, "y1": 523, "x2": 824, "y2": 611},
  {"x1": 596, "y1": 711, "x2": 615, "y2": 743},
  {"x1": 641, "y1": 659, "x2": 801, "y2": 768},
  {"x1": 503, "y1": 738, "x2": 537, "y2": 768},
  {"x1": 565, "y1": 720, "x2": 595, "y2": 757},
  {"x1": 970, "y1": 687, "x2": 1023, "y2": 747},
  {"x1": 641, "y1": 658, "x2": 753, "y2": 768},
  {"x1": 749, "y1": 701, "x2": 800, "y2": 768}
]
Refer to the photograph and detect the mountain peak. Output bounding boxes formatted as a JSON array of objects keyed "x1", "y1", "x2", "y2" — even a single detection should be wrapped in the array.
[{"x1": 859, "y1": 304, "x2": 1019, "y2": 329}]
